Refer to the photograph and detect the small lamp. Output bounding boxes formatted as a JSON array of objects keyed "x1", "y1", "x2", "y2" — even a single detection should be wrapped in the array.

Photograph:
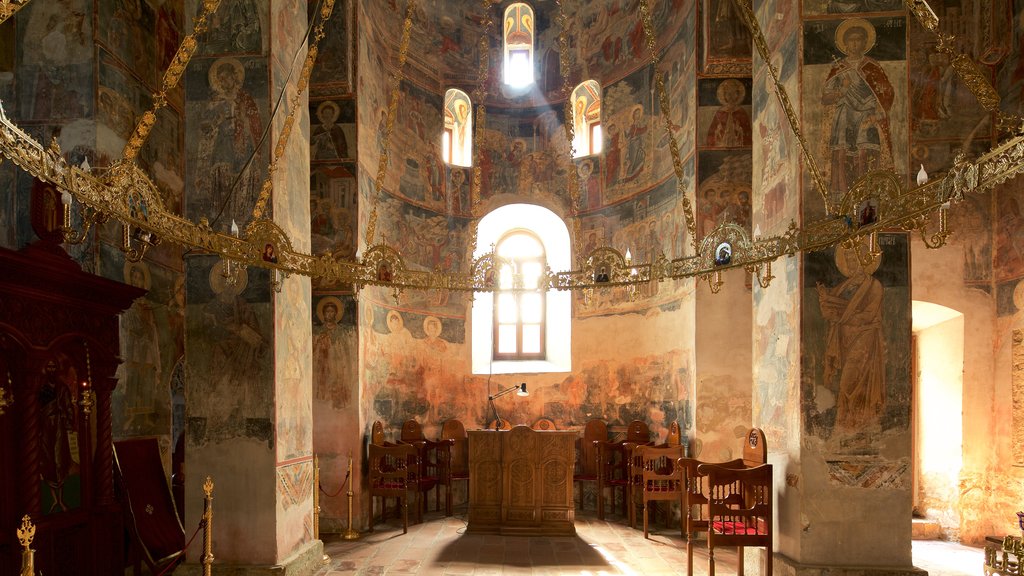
[{"x1": 487, "y1": 383, "x2": 528, "y2": 430}]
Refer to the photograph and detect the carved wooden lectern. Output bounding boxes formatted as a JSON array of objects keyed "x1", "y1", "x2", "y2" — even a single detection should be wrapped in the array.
[{"x1": 467, "y1": 426, "x2": 576, "y2": 535}]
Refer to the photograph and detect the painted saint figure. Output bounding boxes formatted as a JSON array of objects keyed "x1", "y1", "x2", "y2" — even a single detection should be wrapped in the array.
[
  {"x1": 821, "y1": 19, "x2": 894, "y2": 199},
  {"x1": 816, "y1": 245, "x2": 885, "y2": 431},
  {"x1": 311, "y1": 101, "x2": 349, "y2": 160},
  {"x1": 313, "y1": 297, "x2": 355, "y2": 409},
  {"x1": 623, "y1": 107, "x2": 647, "y2": 181},
  {"x1": 707, "y1": 79, "x2": 752, "y2": 147}
]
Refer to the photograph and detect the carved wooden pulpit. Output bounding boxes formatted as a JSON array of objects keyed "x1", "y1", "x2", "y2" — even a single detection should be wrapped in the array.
[{"x1": 467, "y1": 426, "x2": 576, "y2": 535}]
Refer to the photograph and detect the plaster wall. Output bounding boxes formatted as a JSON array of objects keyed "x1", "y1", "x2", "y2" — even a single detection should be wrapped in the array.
[{"x1": 915, "y1": 314, "x2": 964, "y2": 539}]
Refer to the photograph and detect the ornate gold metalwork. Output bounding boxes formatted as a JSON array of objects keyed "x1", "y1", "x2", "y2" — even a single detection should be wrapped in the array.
[
  {"x1": 17, "y1": 515, "x2": 34, "y2": 576},
  {"x1": 638, "y1": 0, "x2": 699, "y2": 252},
  {"x1": 1, "y1": 0, "x2": 1023, "y2": 298},
  {"x1": 366, "y1": 0, "x2": 417, "y2": 247},
  {"x1": 342, "y1": 451, "x2": 360, "y2": 540},
  {"x1": 0, "y1": 370, "x2": 11, "y2": 415},
  {"x1": 470, "y1": 0, "x2": 494, "y2": 213},
  {"x1": 0, "y1": 0, "x2": 31, "y2": 25},
  {"x1": 555, "y1": 0, "x2": 584, "y2": 266},
  {"x1": 733, "y1": 0, "x2": 833, "y2": 214},
  {"x1": 122, "y1": 0, "x2": 223, "y2": 162},
  {"x1": 202, "y1": 476, "x2": 214, "y2": 576}
]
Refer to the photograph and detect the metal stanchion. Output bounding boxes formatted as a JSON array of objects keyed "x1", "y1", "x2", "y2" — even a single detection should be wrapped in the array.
[
  {"x1": 202, "y1": 476, "x2": 214, "y2": 576},
  {"x1": 342, "y1": 452, "x2": 360, "y2": 540},
  {"x1": 17, "y1": 515, "x2": 35, "y2": 576},
  {"x1": 315, "y1": 454, "x2": 330, "y2": 565}
]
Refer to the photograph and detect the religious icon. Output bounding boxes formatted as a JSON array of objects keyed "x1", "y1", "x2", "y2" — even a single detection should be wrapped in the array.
[
  {"x1": 857, "y1": 198, "x2": 879, "y2": 227},
  {"x1": 262, "y1": 243, "x2": 278, "y2": 263},
  {"x1": 377, "y1": 261, "x2": 392, "y2": 282},
  {"x1": 595, "y1": 266, "x2": 610, "y2": 283},
  {"x1": 714, "y1": 241, "x2": 732, "y2": 265}
]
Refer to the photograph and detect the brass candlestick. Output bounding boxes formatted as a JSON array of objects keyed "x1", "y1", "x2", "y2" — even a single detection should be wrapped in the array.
[
  {"x1": 17, "y1": 515, "x2": 35, "y2": 576},
  {"x1": 342, "y1": 452, "x2": 360, "y2": 540}
]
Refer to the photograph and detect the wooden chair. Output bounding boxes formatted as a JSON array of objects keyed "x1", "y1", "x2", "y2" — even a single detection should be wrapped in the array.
[
  {"x1": 625, "y1": 419, "x2": 651, "y2": 443},
  {"x1": 573, "y1": 419, "x2": 607, "y2": 511},
  {"x1": 596, "y1": 440, "x2": 633, "y2": 520},
  {"x1": 368, "y1": 443, "x2": 418, "y2": 534},
  {"x1": 487, "y1": 418, "x2": 513, "y2": 430},
  {"x1": 441, "y1": 419, "x2": 468, "y2": 516},
  {"x1": 664, "y1": 420, "x2": 682, "y2": 447},
  {"x1": 398, "y1": 419, "x2": 453, "y2": 518},
  {"x1": 371, "y1": 420, "x2": 392, "y2": 446},
  {"x1": 697, "y1": 463, "x2": 773, "y2": 576},
  {"x1": 637, "y1": 444, "x2": 686, "y2": 538},
  {"x1": 681, "y1": 427, "x2": 769, "y2": 576},
  {"x1": 532, "y1": 417, "x2": 557, "y2": 430}
]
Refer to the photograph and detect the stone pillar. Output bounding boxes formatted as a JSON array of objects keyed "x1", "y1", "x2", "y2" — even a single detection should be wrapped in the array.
[
  {"x1": 182, "y1": 1, "x2": 319, "y2": 573},
  {"x1": 750, "y1": 0, "x2": 917, "y2": 572}
]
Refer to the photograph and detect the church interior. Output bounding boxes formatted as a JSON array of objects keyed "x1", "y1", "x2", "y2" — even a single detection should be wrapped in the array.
[{"x1": 1, "y1": 0, "x2": 1024, "y2": 574}]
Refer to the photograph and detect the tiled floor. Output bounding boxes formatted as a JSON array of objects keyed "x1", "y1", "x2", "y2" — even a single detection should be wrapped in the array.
[{"x1": 316, "y1": 509, "x2": 984, "y2": 576}]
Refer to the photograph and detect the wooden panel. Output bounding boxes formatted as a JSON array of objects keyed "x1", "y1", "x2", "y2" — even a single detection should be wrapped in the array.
[{"x1": 468, "y1": 427, "x2": 575, "y2": 535}]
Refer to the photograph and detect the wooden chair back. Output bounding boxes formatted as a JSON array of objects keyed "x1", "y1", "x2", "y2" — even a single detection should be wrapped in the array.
[
  {"x1": 532, "y1": 417, "x2": 556, "y2": 431},
  {"x1": 665, "y1": 421, "x2": 682, "y2": 447},
  {"x1": 576, "y1": 419, "x2": 607, "y2": 479},
  {"x1": 625, "y1": 419, "x2": 650, "y2": 443},
  {"x1": 401, "y1": 419, "x2": 426, "y2": 443},
  {"x1": 699, "y1": 463, "x2": 774, "y2": 576},
  {"x1": 487, "y1": 418, "x2": 513, "y2": 430},
  {"x1": 742, "y1": 427, "x2": 768, "y2": 467},
  {"x1": 679, "y1": 456, "x2": 743, "y2": 576},
  {"x1": 367, "y1": 443, "x2": 418, "y2": 534},
  {"x1": 637, "y1": 444, "x2": 686, "y2": 538},
  {"x1": 441, "y1": 419, "x2": 469, "y2": 479},
  {"x1": 595, "y1": 440, "x2": 631, "y2": 520},
  {"x1": 371, "y1": 420, "x2": 388, "y2": 446}
]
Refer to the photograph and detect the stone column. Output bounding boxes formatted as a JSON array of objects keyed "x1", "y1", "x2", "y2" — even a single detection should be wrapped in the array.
[
  {"x1": 182, "y1": 1, "x2": 319, "y2": 573},
  {"x1": 750, "y1": 0, "x2": 917, "y2": 572}
]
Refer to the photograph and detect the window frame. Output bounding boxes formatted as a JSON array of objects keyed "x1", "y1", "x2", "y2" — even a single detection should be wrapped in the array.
[{"x1": 492, "y1": 230, "x2": 547, "y2": 361}]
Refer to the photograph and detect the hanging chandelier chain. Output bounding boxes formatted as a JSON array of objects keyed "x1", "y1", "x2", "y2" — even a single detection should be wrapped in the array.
[
  {"x1": 122, "y1": 0, "x2": 224, "y2": 163},
  {"x1": 637, "y1": 0, "x2": 699, "y2": 254},
  {"x1": 366, "y1": 0, "x2": 417, "y2": 247},
  {"x1": 470, "y1": 0, "x2": 494, "y2": 214},
  {"x1": 732, "y1": 0, "x2": 833, "y2": 216},
  {"x1": 555, "y1": 0, "x2": 585, "y2": 267},
  {"x1": 250, "y1": 0, "x2": 338, "y2": 223}
]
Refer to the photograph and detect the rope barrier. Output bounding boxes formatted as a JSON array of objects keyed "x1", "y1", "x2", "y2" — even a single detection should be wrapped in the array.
[
  {"x1": 153, "y1": 518, "x2": 205, "y2": 576},
  {"x1": 319, "y1": 469, "x2": 350, "y2": 499}
]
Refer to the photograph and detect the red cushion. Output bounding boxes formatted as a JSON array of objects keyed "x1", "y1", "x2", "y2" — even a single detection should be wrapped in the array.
[{"x1": 712, "y1": 520, "x2": 766, "y2": 535}]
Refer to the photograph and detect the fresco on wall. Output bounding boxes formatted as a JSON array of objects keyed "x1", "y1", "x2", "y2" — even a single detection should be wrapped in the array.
[
  {"x1": 99, "y1": 0, "x2": 158, "y2": 89},
  {"x1": 996, "y1": 0, "x2": 1024, "y2": 117},
  {"x1": 994, "y1": 185, "x2": 1024, "y2": 283},
  {"x1": 311, "y1": 163, "x2": 357, "y2": 258},
  {"x1": 17, "y1": 0, "x2": 93, "y2": 122},
  {"x1": 698, "y1": 150, "x2": 752, "y2": 237},
  {"x1": 698, "y1": 78, "x2": 753, "y2": 148},
  {"x1": 277, "y1": 278, "x2": 313, "y2": 462},
  {"x1": 109, "y1": 258, "x2": 177, "y2": 442},
  {"x1": 702, "y1": 0, "x2": 752, "y2": 73},
  {"x1": 310, "y1": 0, "x2": 353, "y2": 95},
  {"x1": 752, "y1": 256, "x2": 799, "y2": 445},
  {"x1": 0, "y1": 19, "x2": 14, "y2": 104},
  {"x1": 311, "y1": 99, "x2": 355, "y2": 162},
  {"x1": 313, "y1": 295, "x2": 358, "y2": 410},
  {"x1": 954, "y1": 191, "x2": 994, "y2": 288},
  {"x1": 803, "y1": 0, "x2": 903, "y2": 15},
  {"x1": 803, "y1": 17, "x2": 907, "y2": 220},
  {"x1": 803, "y1": 234, "x2": 911, "y2": 455},
  {"x1": 193, "y1": 0, "x2": 267, "y2": 56},
  {"x1": 184, "y1": 56, "x2": 268, "y2": 226},
  {"x1": 186, "y1": 258, "x2": 274, "y2": 446}
]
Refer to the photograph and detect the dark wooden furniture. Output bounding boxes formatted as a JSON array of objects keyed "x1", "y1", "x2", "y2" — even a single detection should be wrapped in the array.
[
  {"x1": 573, "y1": 419, "x2": 606, "y2": 512},
  {"x1": 398, "y1": 420, "x2": 452, "y2": 517},
  {"x1": 367, "y1": 443, "x2": 418, "y2": 534},
  {"x1": 698, "y1": 462, "x2": 774, "y2": 576},
  {"x1": 467, "y1": 427, "x2": 576, "y2": 535},
  {"x1": 0, "y1": 202, "x2": 144, "y2": 576},
  {"x1": 440, "y1": 419, "x2": 468, "y2": 515},
  {"x1": 637, "y1": 444, "x2": 686, "y2": 538}
]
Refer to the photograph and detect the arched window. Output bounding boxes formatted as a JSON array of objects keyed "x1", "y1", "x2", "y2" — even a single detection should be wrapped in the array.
[
  {"x1": 571, "y1": 80, "x2": 602, "y2": 158},
  {"x1": 472, "y1": 204, "x2": 571, "y2": 374},
  {"x1": 494, "y1": 230, "x2": 546, "y2": 360},
  {"x1": 503, "y1": 3, "x2": 535, "y2": 88},
  {"x1": 443, "y1": 89, "x2": 472, "y2": 167}
]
